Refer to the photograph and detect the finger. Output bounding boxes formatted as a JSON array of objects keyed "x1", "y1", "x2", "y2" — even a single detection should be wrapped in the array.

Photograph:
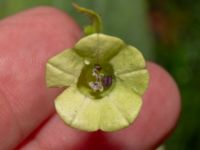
[
  {"x1": 20, "y1": 62, "x2": 181, "y2": 150},
  {"x1": 102, "y1": 62, "x2": 181, "y2": 150},
  {"x1": 0, "y1": 7, "x2": 81, "y2": 150}
]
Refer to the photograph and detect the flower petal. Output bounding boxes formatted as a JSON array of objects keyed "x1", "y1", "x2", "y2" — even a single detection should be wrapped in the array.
[
  {"x1": 117, "y1": 69, "x2": 149, "y2": 95},
  {"x1": 55, "y1": 85, "x2": 86, "y2": 125},
  {"x1": 55, "y1": 85, "x2": 101, "y2": 132},
  {"x1": 110, "y1": 45, "x2": 146, "y2": 75},
  {"x1": 71, "y1": 98, "x2": 101, "y2": 131},
  {"x1": 100, "y1": 80, "x2": 142, "y2": 131},
  {"x1": 55, "y1": 80, "x2": 142, "y2": 132},
  {"x1": 99, "y1": 99, "x2": 129, "y2": 131},
  {"x1": 46, "y1": 49, "x2": 84, "y2": 87},
  {"x1": 74, "y1": 33, "x2": 124, "y2": 63}
]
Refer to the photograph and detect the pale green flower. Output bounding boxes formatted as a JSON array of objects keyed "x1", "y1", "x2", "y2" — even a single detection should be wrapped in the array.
[{"x1": 46, "y1": 33, "x2": 149, "y2": 132}]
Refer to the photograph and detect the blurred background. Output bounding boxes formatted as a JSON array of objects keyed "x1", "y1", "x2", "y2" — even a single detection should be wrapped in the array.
[{"x1": 0, "y1": 0, "x2": 199, "y2": 149}]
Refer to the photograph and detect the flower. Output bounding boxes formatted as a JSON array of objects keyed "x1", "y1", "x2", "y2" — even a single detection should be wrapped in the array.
[{"x1": 46, "y1": 33, "x2": 149, "y2": 132}]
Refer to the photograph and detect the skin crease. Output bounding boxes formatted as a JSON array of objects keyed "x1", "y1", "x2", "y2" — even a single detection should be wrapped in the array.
[{"x1": 0, "y1": 7, "x2": 180, "y2": 150}]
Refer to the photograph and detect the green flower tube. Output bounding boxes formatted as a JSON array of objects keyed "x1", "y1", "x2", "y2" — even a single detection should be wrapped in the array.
[{"x1": 45, "y1": 4, "x2": 149, "y2": 132}]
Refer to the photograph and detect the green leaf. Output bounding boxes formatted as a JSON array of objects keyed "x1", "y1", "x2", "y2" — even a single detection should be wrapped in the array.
[
  {"x1": 74, "y1": 33, "x2": 124, "y2": 64},
  {"x1": 46, "y1": 49, "x2": 84, "y2": 87}
]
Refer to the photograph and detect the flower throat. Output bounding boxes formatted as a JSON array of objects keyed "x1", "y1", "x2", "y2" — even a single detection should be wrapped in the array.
[
  {"x1": 77, "y1": 63, "x2": 115, "y2": 99},
  {"x1": 89, "y1": 64, "x2": 112, "y2": 92}
]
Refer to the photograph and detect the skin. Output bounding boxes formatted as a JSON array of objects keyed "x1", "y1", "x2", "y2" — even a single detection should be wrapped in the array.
[{"x1": 0, "y1": 7, "x2": 180, "y2": 150}]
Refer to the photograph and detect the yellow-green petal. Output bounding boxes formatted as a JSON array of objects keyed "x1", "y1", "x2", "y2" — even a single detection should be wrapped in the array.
[
  {"x1": 71, "y1": 99, "x2": 101, "y2": 131},
  {"x1": 110, "y1": 45, "x2": 146, "y2": 75},
  {"x1": 74, "y1": 33, "x2": 124, "y2": 63},
  {"x1": 55, "y1": 85, "x2": 101, "y2": 132},
  {"x1": 117, "y1": 69, "x2": 149, "y2": 95},
  {"x1": 46, "y1": 49, "x2": 84, "y2": 87},
  {"x1": 55, "y1": 85, "x2": 86, "y2": 125},
  {"x1": 100, "y1": 80, "x2": 142, "y2": 131},
  {"x1": 99, "y1": 99, "x2": 129, "y2": 131},
  {"x1": 55, "y1": 80, "x2": 142, "y2": 132}
]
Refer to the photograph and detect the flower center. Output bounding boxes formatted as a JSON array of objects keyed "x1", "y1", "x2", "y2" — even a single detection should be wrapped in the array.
[
  {"x1": 77, "y1": 63, "x2": 115, "y2": 99},
  {"x1": 88, "y1": 64, "x2": 113, "y2": 92}
]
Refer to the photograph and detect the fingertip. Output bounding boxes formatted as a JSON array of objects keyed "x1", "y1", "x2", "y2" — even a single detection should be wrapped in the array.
[
  {"x1": 148, "y1": 61, "x2": 181, "y2": 146},
  {"x1": 137, "y1": 61, "x2": 181, "y2": 148},
  {"x1": 146, "y1": 61, "x2": 181, "y2": 119},
  {"x1": 1, "y1": 6, "x2": 81, "y2": 49},
  {"x1": 148, "y1": 61, "x2": 181, "y2": 143},
  {"x1": 98, "y1": 62, "x2": 181, "y2": 149}
]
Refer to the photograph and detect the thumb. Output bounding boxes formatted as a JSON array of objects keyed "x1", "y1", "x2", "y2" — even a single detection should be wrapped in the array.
[{"x1": 0, "y1": 6, "x2": 81, "y2": 150}]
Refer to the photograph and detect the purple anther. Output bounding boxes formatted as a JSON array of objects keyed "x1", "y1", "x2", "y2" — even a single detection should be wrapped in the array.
[{"x1": 102, "y1": 76, "x2": 112, "y2": 87}]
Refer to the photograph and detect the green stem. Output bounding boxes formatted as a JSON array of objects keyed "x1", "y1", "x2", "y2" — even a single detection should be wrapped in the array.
[{"x1": 73, "y1": 3, "x2": 103, "y2": 35}]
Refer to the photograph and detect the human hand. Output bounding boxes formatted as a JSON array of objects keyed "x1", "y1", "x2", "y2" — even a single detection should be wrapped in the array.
[{"x1": 0, "y1": 7, "x2": 180, "y2": 150}]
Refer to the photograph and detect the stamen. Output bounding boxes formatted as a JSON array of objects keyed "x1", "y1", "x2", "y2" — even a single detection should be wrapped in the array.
[
  {"x1": 89, "y1": 81, "x2": 104, "y2": 92},
  {"x1": 89, "y1": 65, "x2": 104, "y2": 92},
  {"x1": 89, "y1": 64, "x2": 113, "y2": 92}
]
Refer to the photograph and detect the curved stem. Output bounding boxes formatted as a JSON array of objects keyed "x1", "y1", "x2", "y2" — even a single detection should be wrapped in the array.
[{"x1": 73, "y1": 3, "x2": 103, "y2": 35}]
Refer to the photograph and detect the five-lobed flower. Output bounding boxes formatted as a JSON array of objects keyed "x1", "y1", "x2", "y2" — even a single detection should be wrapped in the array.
[{"x1": 46, "y1": 33, "x2": 149, "y2": 132}]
